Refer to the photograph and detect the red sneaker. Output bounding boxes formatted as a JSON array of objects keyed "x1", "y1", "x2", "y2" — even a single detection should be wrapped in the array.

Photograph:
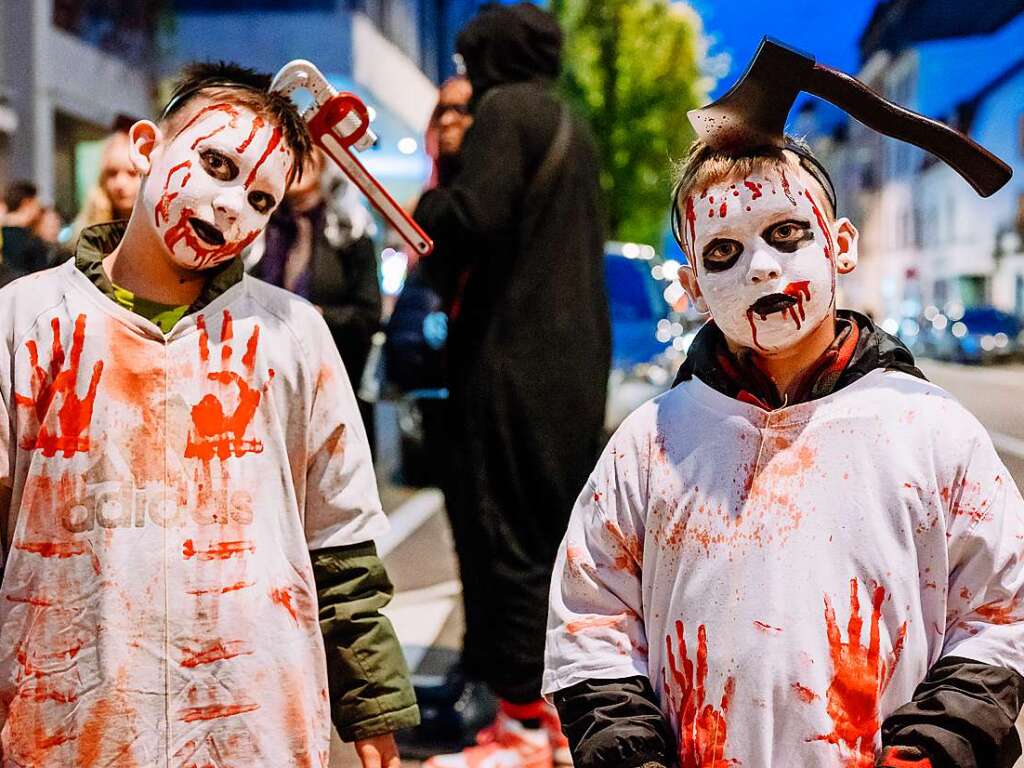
[{"x1": 423, "y1": 711, "x2": 553, "y2": 768}]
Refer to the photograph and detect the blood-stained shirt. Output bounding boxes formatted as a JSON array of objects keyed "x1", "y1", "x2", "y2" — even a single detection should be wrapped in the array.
[
  {"x1": 544, "y1": 370, "x2": 1024, "y2": 768},
  {"x1": 0, "y1": 259, "x2": 388, "y2": 767}
]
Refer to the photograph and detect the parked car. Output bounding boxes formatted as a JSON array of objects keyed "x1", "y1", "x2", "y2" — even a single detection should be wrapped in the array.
[
  {"x1": 903, "y1": 305, "x2": 1022, "y2": 364},
  {"x1": 603, "y1": 243, "x2": 684, "y2": 435}
]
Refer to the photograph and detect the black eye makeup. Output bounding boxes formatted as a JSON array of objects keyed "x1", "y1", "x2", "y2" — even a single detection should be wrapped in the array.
[
  {"x1": 702, "y1": 238, "x2": 743, "y2": 272},
  {"x1": 763, "y1": 219, "x2": 813, "y2": 253},
  {"x1": 247, "y1": 190, "x2": 276, "y2": 214},
  {"x1": 199, "y1": 148, "x2": 239, "y2": 182}
]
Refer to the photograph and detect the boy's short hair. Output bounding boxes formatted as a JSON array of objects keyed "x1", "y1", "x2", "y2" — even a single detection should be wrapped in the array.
[
  {"x1": 160, "y1": 61, "x2": 313, "y2": 185},
  {"x1": 671, "y1": 136, "x2": 837, "y2": 250},
  {"x1": 4, "y1": 180, "x2": 38, "y2": 213}
]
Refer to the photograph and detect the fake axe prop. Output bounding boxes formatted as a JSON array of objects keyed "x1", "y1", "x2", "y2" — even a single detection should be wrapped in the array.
[
  {"x1": 689, "y1": 37, "x2": 1012, "y2": 197},
  {"x1": 271, "y1": 59, "x2": 433, "y2": 256}
]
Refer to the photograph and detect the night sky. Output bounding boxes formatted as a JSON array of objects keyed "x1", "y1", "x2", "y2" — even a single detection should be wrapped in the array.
[{"x1": 691, "y1": 0, "x2": 880, "y2": 98}]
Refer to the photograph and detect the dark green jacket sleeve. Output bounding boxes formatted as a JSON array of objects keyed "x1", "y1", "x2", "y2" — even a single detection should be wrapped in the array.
[{"x1": 312, "y1": 541, "x2": 420, "y2": 741}]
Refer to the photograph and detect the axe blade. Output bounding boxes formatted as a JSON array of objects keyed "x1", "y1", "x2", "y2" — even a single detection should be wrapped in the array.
[{"x1": 689, "y1": 38, "x2": 815, "y2": 150}]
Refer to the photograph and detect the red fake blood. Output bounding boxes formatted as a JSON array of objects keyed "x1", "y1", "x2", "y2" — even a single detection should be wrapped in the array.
[
  {"x1": 182, "y1": 539, "x2": 255, "y2": 560},
  {"x1": 171, "y1": 103, "x2": 240, "y2": 140},
  {"x1": 743, "y1": 180, "x2": 762, "y2": 199},
  {"x1": 162, "y1": 205, "x2": 261, "y2": 269},
  {"x1": 14, "y1": 540, "x2": 88, "y2": 558},
  {"x1": 685, "y1": 196, "x2": 697, "y2": 248},
  {"x1": 186, "y1": 581, "x2": 253, "y2": 596},
  {"x1": 235, "y1": 115, "x2": 266, "y2": 153},
  {"x1": 185, "y1": 311, "x2": 274, "y2": 461},
  {"x1": 179, "y1": 702, "x2": 260, "y2": 723},
  {"x1": 803, "y1": 189, "x2": 834, "y2": 259},
  {"x1": 746, "y1": 308, "x2": 766, "y2": 351},
  {"x1": 973, "y1": 596, "x2": 1021, "y2": 625},
  {"x1": 663, "y1": 621, "x2": 737, "y2": 768},
  {"x1": 603, "y1": 520, "x2": 643, "y2": 576},
  {"x1": 753, "y1": 621, "x2": 782, "y2": 634},
  {"x1": 780, "y1": 169, "x2": 797, "y2": 205},
  {"x1": 566, "y1": 614, "x2": 627, "y2": 634},
  {"x1": 792, "y1": 682, "x2": 819, "y2": 703},
  {"x1": 783, "y1": 280, "x2": 811, "y2": 329},
  {"x1": 77, "y1": 670, "x2": 140, "y2": 767},
  {"x1": 190, "y1": 123, "x2": 229, "y2": 151},
  {"x1": 155, "y1": 161, "x2": 191, "y2": 225},
  {"x1": 244, "y1": 127, "x2": 282, "y2": 187},
  {"x1": 14, "y1": 315, "x2": 104, "y2": 457},
  {"x1": 719, "y1": 201, "x2": 727, "y2": 217},
  {"x1": 810, "y1": 579, "x2": 908, "y2": 767},
  {"x1": 270, "y1": 587, "x2": 299, "y2": 624},
  {"x1": 179, "y1": 639, "x2": 252, "y2": 668}
]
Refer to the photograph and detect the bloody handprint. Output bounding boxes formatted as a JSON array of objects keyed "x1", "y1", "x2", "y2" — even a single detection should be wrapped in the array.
[
  {"x1": 810, "y1": 579, "x2": 908, "y2": 767},
  {"x1": 184, "y1": 310, "x2": 274, "y2": 461},
  {"x1": 14, "y1": 315, "x2": 104, "y2": 458},
  {"x1": 663, "y1": 620, "x2": 738, "y2": 768}
]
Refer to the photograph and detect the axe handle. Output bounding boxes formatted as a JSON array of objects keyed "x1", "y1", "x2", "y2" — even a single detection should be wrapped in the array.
[{"x1": 806, "y1": 65, "x2": 1012, "y2": 197}]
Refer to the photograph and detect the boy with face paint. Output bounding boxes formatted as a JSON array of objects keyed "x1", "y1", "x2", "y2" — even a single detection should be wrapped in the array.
[
  {"x1": 0, "y1": 63, "x2": 417, "y2": 767},
  {"x1": 543, "y1": 137, "x2": 1024, "y2": 768}
]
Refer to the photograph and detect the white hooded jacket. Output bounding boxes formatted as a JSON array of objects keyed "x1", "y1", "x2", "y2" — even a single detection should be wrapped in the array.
[{"x1": 545, "y1": 369, "x2": 1024, "y2": 767}]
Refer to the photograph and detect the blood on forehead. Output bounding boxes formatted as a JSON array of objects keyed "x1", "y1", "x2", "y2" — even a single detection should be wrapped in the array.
[
  {"x1": 684, "y1": 167, "x2": 832, "y2": 253},
  {"x1": 167, "y1": 101, "x2": 292, "y2": 190}
]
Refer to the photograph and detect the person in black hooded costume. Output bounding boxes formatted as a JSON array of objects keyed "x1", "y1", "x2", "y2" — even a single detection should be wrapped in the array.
[{"x1": 414, "y1": 4, "x2": 610, "y2": 767}]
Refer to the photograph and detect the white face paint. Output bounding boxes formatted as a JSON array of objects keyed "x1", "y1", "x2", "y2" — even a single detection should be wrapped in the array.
[
  {"x1": 142, "y1": 102, "x2": 294, "y2": 271},
  {"x1": 681, "y1": 166, "x2": 838, "y2": 354}
]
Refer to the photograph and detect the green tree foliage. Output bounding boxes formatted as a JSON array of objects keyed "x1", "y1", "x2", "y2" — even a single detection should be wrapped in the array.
[{"x1": 553, "y1": 0, "x2": 709, "y2": 247}]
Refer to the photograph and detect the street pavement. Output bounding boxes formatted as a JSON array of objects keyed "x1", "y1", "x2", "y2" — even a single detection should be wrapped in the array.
[{"x1": 331, "y1": 365, "x2": 1024, "y2": 767}]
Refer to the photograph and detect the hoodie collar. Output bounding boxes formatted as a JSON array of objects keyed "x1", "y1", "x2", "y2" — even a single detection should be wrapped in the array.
[
  {"x1": 674, "y1": 309, "x2": 925, "y2": 409},
  {"x1": 76, "y1": 221, "x2": 244, "y2": 314}
]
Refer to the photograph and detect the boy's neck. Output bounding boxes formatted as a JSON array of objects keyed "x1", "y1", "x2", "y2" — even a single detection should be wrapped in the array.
[
  {"x1": 729, "y1": 312, "x2": 839, "y2": 401},
  {"x1": 102, "y1": 214, "x2": 206, "y2": 307}
]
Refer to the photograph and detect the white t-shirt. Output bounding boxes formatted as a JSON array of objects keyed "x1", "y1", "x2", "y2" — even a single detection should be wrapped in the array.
[
  {"x1": 0, "y1": 260, "x2": 388, "y2": 766},
  {"x1": 545, "y1": 370, "x2": 1024, "y2": 768}
]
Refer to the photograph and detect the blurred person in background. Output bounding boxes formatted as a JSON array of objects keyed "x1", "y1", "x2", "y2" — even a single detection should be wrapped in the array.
[
  {"x1": 70, "y1": 129, "x2": 142, "y2": 244},
  {"x1": 414, "y1": 5, "x2": 610, "y2": 767},
  {"x1": 251, "y1": 147, "x2": 382, "y2": 451},
  {"x1": 1, "y1": 180, "x2": 51, "y2": 287},
  {"x1": 33, "y1": 205, "x2": 73, "y2": 266}
]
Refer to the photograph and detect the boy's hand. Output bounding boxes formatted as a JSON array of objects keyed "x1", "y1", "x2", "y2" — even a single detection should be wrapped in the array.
[{"x1": 354, "y1": 733, "x2": 401, "y2": 768}]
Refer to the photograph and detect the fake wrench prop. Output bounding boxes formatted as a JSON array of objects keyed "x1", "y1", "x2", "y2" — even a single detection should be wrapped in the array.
[{"x1": 271, "y1": 59, "x2": 433, "y2": 256}]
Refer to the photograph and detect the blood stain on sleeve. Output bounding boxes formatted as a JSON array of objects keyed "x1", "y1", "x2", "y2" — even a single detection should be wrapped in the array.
[
  {"x1": 603, "y1": 520, "x2": 643, "y2": 576},
  {"x1": 566, "y1": 613, "x2": 627, "y2": 634},
  {"x1": 565, "y1": 545, "x2": 598, "y2": 581},
  {"x1": 971, "y1": 595, "x2": 1021, "y2": 625}
]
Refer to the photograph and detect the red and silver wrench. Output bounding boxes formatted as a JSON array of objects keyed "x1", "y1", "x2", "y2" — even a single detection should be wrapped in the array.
[{"x1": 271, "y1": 59, "x2": 433, "y2": 256}]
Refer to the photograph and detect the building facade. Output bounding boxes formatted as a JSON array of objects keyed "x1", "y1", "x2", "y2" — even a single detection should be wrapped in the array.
[
  {"x1": 0, "y1": 0, "x2": 159, "y2": 216},
  {"x1": 813, "y1": 1, "x2": 1024, "y2": 323}
]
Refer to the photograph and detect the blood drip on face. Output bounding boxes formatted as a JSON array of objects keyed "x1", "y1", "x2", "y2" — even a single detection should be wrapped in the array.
[
  {"x1": 743, "y1": 181, "x2": 762, "y2": 199},
  {"x1": 685, "y1": 196, "x2": 697, "y2": 250},
  {"x1": 803, "y1": 190, "x2": 834, "y2": 260},
  {"x1": 744, "y1": 281, "x2": 813, "y2": 351}
]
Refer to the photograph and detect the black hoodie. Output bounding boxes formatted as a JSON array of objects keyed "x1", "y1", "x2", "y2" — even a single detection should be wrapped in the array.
[{"x1": 456, "y1": 2, "x2": 562, "y2": 106}]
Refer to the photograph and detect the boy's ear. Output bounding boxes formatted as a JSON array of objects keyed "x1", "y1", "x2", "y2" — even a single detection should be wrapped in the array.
[
  {"x1": 128, "y1": 120, "x2": 162, "y2": 176},
  {"x1": 678, "y1": 265, "x2": 709, "y2": 314},
  {"x1": 834, "y1": 217, "x2": 859, "y2": 275}
]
